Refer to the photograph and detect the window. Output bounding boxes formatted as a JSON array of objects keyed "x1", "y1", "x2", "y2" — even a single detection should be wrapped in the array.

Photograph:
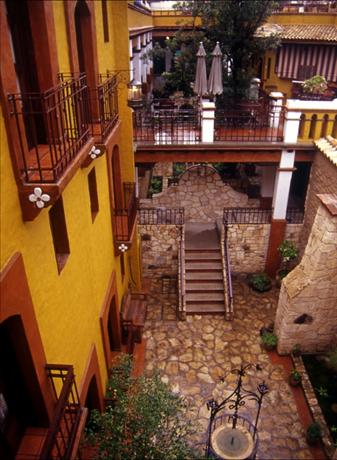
[
  {"x1": 101, "y1": 0, "x2": 109, "y2": 43},
  {"x1": 266, "y1": 58, "x2": 271, "y2": 80},
  {"x1": 49, "y1": 197, "x2": 70, "y2": 273},
  {"x1": 88, "y1": 167, "x2": 99, "y2": 221},
  {"x1": 120, "y1": 253, "x2": 125, "y2": 279}
]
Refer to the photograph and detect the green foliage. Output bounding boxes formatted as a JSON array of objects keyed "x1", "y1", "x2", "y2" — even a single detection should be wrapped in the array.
[
  {"x1": 306, "y1": 422, "x2": 322, "y2": 442},
  {"x1": 168, "y1": 0, "x2": 280, "y2": 100},
  {"x1": 328, "y1": 348, "x2": 337, "y2": 372},
  {"x1": 278, "y1": 240, "x2": 298, "y2": 263},
  {"x1": 315, "y1": 385, "x2": 329, "y2": 398},
  {"x1": 249, "y1": 272, "x2": 272, "y2": 292},
  {"x1": 261, "y1": 332, "x2": 278, "y2": 349},
  {"x1": 302, "y1": 75, "x2": 328, "y2": 94},
  {"x1": 173, "y1": 162, "x2": 187, "y2": 176},
  {"x1": 148, "y1": 176, "x2": 163, "y2": 196},
  {"x1": 290, "y1": 370, "x2": 302, "y2": 382},
  {"x1": 85, "y1": 354, "x2": 197, "y2": 460}
]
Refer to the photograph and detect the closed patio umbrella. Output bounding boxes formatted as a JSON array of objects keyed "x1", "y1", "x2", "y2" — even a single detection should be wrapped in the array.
[
  {"x1": 208, "y1": 42, "x2": 223, "y2": 96},
  {"x1": 194, "y1": 42, "x2": 208, "y2": 97}
]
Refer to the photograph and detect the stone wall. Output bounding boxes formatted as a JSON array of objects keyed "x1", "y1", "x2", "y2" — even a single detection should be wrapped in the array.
[
  {"x1": 139, "y1": 225, "x2": 181, "y2": 277},
  {"x1": 300, "y1": 152, "x2": 337, "y2": 255},
  {"x1": 227, "y1": 223, "x2": 303, "y2": 274},
  {"x1": 227, "y1": 224, "x2": 270, "y2": 273},
  {"x1": 141, "y1": 166, "x2": 256, "y2": 222},
  {"x1": 275, "y1": 196, "x2": 337, "y2": 354}
]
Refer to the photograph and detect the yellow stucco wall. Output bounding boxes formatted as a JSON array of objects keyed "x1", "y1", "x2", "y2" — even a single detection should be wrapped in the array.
[
  {"x1": 268, "y1": 13, "x2": 337, "y2": 25},
  {"x1": 127, "y1": 4, "x2": 154, "y2": 29},
  {"x1": 1, "y1": 0, "x2": 138, "y2": 395}
]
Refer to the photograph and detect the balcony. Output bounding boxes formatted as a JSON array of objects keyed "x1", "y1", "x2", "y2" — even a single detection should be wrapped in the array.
[
  {"x1": 113, "y1": 182, "x2": 138, "y2": 245},
  {"x1": 133, "y1": 99, "x2": 285, "y2": 145},
  {"x1": 16, "y1": 364, "x2": 86, "y2": 460},
  {"x1": 8, "y1": 74, "x2": 91, "y2": 184},
  {"x1": 274, "y1": 1, "x2": 337, "y2": 13},
  {"x1": 89, "y1": 73, "x2": 119, "y2": 143}
]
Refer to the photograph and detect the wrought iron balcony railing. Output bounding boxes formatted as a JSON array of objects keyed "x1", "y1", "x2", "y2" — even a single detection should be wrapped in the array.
[
  {"x1": 139, "y1": 207, "x2": 185, "y2": 225},
  {"x1": 223, "y1": 207, "x2": 304, "y2": 224},
  {"x1": 113, "y1": 182, "x2": 138, "y2": 242},
  {"x1": 133, "y1": 108, "x2": 201, "y2": 145},
  {"x1": 40, "y1": 364, "x2": 83, "y2": 460},
  {"x1": 90, "y1": 73, "x2": 119, "y2": 143},
  {"x1": 8, "y1": 75, "x2": 91, "y2": 183}
]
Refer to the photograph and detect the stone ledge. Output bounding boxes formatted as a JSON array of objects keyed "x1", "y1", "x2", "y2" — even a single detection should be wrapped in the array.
[
  {"x1": 317, "y1": 194, "x2": 337, "y2": 216},
  {"x1": 292, "y1": 355, "x2": 336, "y2": 459}
]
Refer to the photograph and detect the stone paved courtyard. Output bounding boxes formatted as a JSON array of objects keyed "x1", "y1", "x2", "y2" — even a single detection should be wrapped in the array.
[{"x1": 143, "y1": 275, "x2": 314, "y2": 459}]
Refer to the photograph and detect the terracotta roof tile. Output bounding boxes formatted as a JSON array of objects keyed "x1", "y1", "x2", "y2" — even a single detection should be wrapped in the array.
[
  {"x1": 315, "y1": 136, "x2": 337, "y2": 167},
  {"x1": 279, "y1": 24, "x2": 337, "y2": 42}
]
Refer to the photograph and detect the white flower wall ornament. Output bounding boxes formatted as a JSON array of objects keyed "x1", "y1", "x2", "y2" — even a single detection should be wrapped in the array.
[
  {"x1": 118, "y1": 243, "x2": 128, "y2": 253},
  {"x1": 28, "y1": 187, "x2": 51, "y2": 209},
  {"x1": 89, "y1": 146, "x2": 101, "y2": 159}
]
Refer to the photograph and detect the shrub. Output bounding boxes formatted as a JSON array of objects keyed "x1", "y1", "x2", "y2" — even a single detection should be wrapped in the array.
[
  {"x1": 306, "y1": 422, "x2": 322, "y2": 444},
  {"x1": 249, "y1": 273, "x2": 272, "y2": 292},
  {"x1": 85, "y1": 354, "x2": 197, "y2": 460},
  {"x1": 289, "y1": 370, "x2": 302, "y2": 386},
  {"x1": 261, "y1": 332, "x2": 278, "y2": 350},
  {"x1": 278, "y1": 240, "x2": 298, "y2": 263},
  {"x1": 302, "y1": 75, "x2": 328, "y2": 95}
]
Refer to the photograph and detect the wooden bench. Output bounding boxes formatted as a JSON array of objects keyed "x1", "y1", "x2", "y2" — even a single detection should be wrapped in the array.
[{"x1": 121, "y1": 291, "x2": 147, "y2": 354}]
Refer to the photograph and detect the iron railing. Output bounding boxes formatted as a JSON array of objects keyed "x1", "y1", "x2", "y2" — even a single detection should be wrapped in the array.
[
  {"x1": 214, "y1": 102, "x2": 285, "y2": 142},
  {"x1": 40, "y1": 365, "x2": 83, "y2": 460},
  {"x1": 133, "y1": 109, "x2": 201, "y2": 144},
  {"x1": 8, "y1": 75, "x2": 91, "y2": 183},
  {"x1": 273, "y1": 1, "x2": 337, "y2": 13},
  {"x1": 223, "y1": 207, "x2": 304, "y2": 224},
  {"x1": 91, "y1": 73, "x2": 119, "y2": 142},
  {"x1": 223, "y1": 208, "x2": 273, "y2": 224},
  {"x1": 138, "y1": 208, "x2": 185, "y2": 225},
  {"x1": 223, "y1": 224, "x2": 234, "y2": 320},
  {"x1": 113, "y1": 183, "x2": 137, "y2": 242}
]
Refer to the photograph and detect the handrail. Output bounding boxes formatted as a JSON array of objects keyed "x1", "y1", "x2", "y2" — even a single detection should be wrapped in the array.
[
  {"x1": 40, "y1": 364, "x2": 82, "y2": 460},
  {"x1": 224, "y1": 224, "x2": 234, "y2": 320},
  {"x1": 177, "y1": 225, "x2": 186, "y2": 320},
  {"x1": 138, "y1": 208, "x2": 185, "y2": 225}
]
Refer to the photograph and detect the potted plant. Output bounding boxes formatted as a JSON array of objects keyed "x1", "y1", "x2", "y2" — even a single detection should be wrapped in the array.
[
  {"x1": 291, "y1": 343, "x2": 301, "y2": 357},
  {"x1": 261, "y1": 332, "x2": 278, "y2": 351},
  {"x1": 306, "y1": 422, "x2": 322, "y2": 445},
  {"x1": 289, "y1": 369, "x2": 302, "y2": 387},
  {"x1": 276, "y1": 240, "x2": 298, "y2": 286},
  {"x1": 249, "y1": 273, "x2": 272, "y2": 292},
  {"x1": 302, "y1": 75, "x2": 328, "y2": 95}
]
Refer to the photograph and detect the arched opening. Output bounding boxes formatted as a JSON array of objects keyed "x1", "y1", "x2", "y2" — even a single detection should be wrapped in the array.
[
  {"x1": 309, "y1": 114, "x2": 317, "y2": 139},
  {"x1": 298, "y1": 114, "x2": 305, "y2": 139},
  {"x1": 112, "y1": 146, "x2": 123, "y2": 208},
  {"x1": 320, "y1": 114, "x2": 329, "y2": 138},
  {"x1": 74, "y1": 1, "x2": 96, "y2": 89},
  {"x1": 107, "y1": 295, "x2": 120, "y2": 352},
  {"x1": 84, "y1": 375, "x2": 101, "y2": 430},
  {"x1": 0, "y1": 316, "x2": 48, "y2": 459}
]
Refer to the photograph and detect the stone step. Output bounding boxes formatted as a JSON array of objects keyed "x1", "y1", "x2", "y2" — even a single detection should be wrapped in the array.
[
  {"x1": 186, "y1": 302, "x2": 225, "y2": 314},
  {"x1": 185, "y1": 281, "x2": 224, "y2": 292},
  {"x1": 186, "y1": 271, "x2": 223, "y2": 281},
  {"x1": 185, "y1": 292, "x2": 224, "y2": 302},
  {"x1": 185, "y1": 261, "x2": 222, "y2": 271},
  {"x1": 185, "y1": 252, "x2": 222, "y2": 261}
]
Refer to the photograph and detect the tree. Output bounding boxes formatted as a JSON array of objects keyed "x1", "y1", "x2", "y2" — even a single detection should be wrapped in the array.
[
  {"x1": 85, "y1": 354, "x2": 198, "y2": 460},
  {"x1": 155, "y1": 0, "x2": 280, "y2": 100}
]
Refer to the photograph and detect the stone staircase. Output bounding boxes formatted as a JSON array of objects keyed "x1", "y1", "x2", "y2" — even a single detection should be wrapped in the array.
[{"x1": 184, "y1": 222, "x2": 225, "y2": 315}]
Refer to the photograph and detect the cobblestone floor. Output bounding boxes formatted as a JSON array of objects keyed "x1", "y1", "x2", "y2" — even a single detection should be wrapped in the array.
[{"x1": 143, "y1": 275, "x2": 314, "y2": 459}]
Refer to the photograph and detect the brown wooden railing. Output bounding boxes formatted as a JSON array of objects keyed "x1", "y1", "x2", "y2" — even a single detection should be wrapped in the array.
[
  {"x1": 8, "y1": 75, "x2": 91, "y2": 183},
  {"x1": 40, "y1": 365, "x2": 83, "y2": 460},
  {"x1": 215, "y1": 102, "x2": 285, "y2": 142},
  {"x1": 133, "y1": 109, "x2": 201, "y2": 144},
  {"x1": 138, "y1": 207, "x2": 185, "y2": 225},
  {"x1": 273, "y1": 0, "x2": 337, "y2": 13},
  {"x1": 113, "y1": 183, "x2": 137, "y2": 242},
  {"x1": 223, "y1": 207, "x2": 304, "y2": 224}
]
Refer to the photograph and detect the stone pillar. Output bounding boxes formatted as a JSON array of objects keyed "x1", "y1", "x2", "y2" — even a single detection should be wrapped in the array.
[
  {"x1": 283, "y1": 110, "x2": 302, "y2": 143},
  {"x1": 260, "y1": 165, "x2": 276, "y2": 209},
  {"x1": 275, "y1": 194, "x2": 337, "y2": 354},
  {"x1": 201, "y1": 101, "x2": 215, "y2": 143},
  {"x1": 269, "y1": 92, "x2": 284, "y2": 129},
  {"x1": 265, "y1": 150, "x2": 296, "y2": 276}
]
